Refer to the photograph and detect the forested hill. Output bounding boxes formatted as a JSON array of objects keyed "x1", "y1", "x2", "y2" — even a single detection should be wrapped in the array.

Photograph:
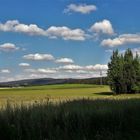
[{"x1": 0, "y1": 77, "x2": 108, "y2": 87}]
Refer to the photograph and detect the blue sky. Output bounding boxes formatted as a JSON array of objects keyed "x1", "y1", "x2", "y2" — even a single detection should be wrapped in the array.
[{"x1": 0, "y1": 0, "x2": 140, "y2": 81}]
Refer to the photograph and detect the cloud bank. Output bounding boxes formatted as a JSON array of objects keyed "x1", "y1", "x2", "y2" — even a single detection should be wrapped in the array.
[
  {"x1": 0, "y1": 20, "x2": 86, "y2": 41},
  {"x1": 101, "y1": 34, "x2": 140, "y2": 47}
]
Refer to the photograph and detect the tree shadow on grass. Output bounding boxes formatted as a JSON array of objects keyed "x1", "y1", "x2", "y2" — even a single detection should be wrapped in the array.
[{"x1": 94, "y1": 92, "x2": 114, "y2": 96}]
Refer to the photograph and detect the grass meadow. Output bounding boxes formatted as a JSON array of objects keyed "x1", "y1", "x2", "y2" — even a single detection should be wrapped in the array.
[
  {"x1": 0, "y1": 84, "x2": 140, "y2": 107},
  {"x1": 0, "y1": 84, "x2": 140, "y2": 139}
]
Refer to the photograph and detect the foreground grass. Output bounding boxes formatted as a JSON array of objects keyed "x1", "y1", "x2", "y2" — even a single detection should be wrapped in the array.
[
  {"x1": 0, "y1": 99, "x2": 140, "y2": 140},
  {"x1": 0, "y1": 84, "x2": 140, "y2": 107}
]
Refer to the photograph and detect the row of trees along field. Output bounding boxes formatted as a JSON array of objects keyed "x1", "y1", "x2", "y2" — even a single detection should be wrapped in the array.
[{"x1": 108, "y1": 49, "x2": 140, "y2": 94}]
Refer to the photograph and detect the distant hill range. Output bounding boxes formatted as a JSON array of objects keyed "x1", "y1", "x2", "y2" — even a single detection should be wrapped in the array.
[{"x1": 0, "y1": 77, "x2": 108, "y2": 87}]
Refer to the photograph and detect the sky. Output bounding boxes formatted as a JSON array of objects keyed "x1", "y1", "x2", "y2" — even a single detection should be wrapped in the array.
[{"x1": 0, "y1": 0, "x2": 140, "y2": 82}]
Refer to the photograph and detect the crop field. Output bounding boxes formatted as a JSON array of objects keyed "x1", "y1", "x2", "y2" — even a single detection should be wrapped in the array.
[
  {"x1": 0, "y1": 84, "x2": 140, "y2": 139},
  {"x1": 0, "y1": 98, "x2": 140, "y2": 139},
  {"x1": 0, "y1": 84, "x2": 140, "y2": 107}
]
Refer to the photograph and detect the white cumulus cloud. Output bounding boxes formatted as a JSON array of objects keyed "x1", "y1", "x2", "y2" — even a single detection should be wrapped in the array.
[
  {"x1": 55, "y1": 58, "x2": 74, "y2": 64},
  {"x1": 90, "y1": 19, "x2": 114, "y2": 35},
  {"x1": 0, "y1": 20, "x2": 19, "y2": 31},
  {"x1": 85, "y1": 64, "x2": 108, "y2": 71},
  {"x1": 0, "y1": 43, "x2": 19, "y2": 52},
  {"x1": 14, "y1": 24, "x2": 46, "y2": 36},
  {"x1": 101, "y1": 34, "x2": 140, "y2": 47},
  {"x1": 58, "y1": 64, "x2": 108, "y2": 71},
  {"x1": 0, "y1": 20, "x2": 45, "y2": 35},
  {"x1": 19, "y1": 63, "x2": 30, "y2": 67},
  {"x1": 37, "y1": 69, "x2": 57, "y2": 74},
  {"x1": 25, "y1": 68, "x2": 57, "y2": 74},
  {"x1": 23, "y1": 53, "x2": 55, "y2": 61},
  {"x1": 0, "y1": 69, "x2": 10, "y2": 74},
  {"x1": 64, "y1": 3, "x2": 97, "y2": 14},
  {"x1": 58, "y1": 64, "x2": 83, "y2": 71},
  {"x1": 46, "y1": 26, "x2": 86, "y2": 41}
]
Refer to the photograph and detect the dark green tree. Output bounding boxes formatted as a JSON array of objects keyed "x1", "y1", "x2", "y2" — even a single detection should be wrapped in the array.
[
  {"x1": 108, "y1": 50, "x2": 123, "y2": 93},
  {"x1": 132, "y1": 53, "x2": 140, "y2": 93},
  {"x1": 123, "y1": 49, "x2": 136, "y2": 93},
  {"x1": 108, "y1": 49, "x2": 140, "y2": 94}
]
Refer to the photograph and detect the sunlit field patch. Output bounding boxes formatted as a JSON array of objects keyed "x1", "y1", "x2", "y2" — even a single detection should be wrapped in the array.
[{"x1": 0, "y1": 84, "x2": 140, "y2": 107}]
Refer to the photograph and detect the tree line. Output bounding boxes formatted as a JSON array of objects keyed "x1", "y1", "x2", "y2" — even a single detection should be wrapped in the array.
[{"x1": 108, "y1": 49, "x2": 140, "y2": 94}]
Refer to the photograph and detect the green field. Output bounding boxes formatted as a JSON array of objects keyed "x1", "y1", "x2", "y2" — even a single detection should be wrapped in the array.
[{"x1": 0, "y1": 84, "x2": 140, "y2": 107}]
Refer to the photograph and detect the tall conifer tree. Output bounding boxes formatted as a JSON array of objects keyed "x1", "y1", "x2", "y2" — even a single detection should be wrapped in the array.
[{"x1": 108, "y1": 49, "x2": 140, "y2": 94}]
